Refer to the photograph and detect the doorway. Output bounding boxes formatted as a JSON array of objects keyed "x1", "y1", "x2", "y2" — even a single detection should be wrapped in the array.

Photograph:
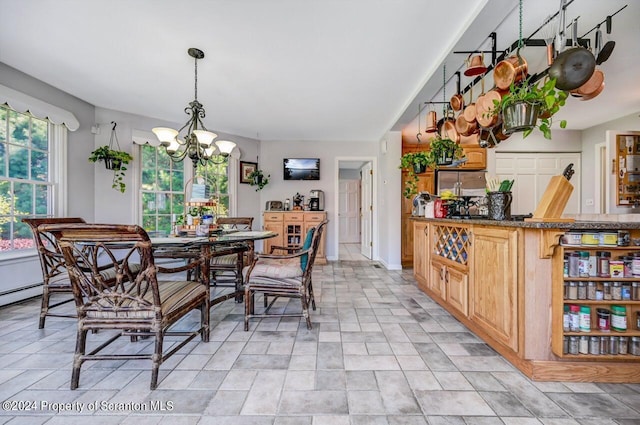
[{"x1": 335, "y1": 157, "x2": 376, "y2": 261}]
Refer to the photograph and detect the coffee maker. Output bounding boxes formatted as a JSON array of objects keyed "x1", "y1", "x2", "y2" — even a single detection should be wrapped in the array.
[{"x1": 309, "y1": 190, "x2": 324, "y2": 211}]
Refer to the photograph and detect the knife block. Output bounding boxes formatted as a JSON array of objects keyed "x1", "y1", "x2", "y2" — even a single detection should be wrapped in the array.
[{"x1": 524, "y1": 175, "x2": 575, "y2": 223}]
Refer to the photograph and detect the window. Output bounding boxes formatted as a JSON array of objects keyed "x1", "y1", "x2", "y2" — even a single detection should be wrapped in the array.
[
  {"x1": 195, "y1": 159, "x2": 230, "y2": 219},
  {"x1": 138, "y1": 140, "x2": 237, "y2": 235},
  {"x1": 0, "y1": 105, "x2": 54, "y2": 252},
  {"x1": 140, "y1": 145, "x2": 185, "y2": 235}
]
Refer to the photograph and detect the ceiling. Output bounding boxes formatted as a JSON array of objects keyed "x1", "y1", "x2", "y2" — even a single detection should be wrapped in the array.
[{"x1": 0, "y1": 0, "x2": 638, "y2": 144}]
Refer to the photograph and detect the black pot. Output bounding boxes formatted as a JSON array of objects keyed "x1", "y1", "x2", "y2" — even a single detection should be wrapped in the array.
[
  {"x1": 105, "y1": 157, "x2": 122, "y2": 170},
  {"x1": 503, "y1": 102, "x2": 539, "y2": 135},
  {"x1": 413, "y1": 163, "x2": 427, "y2": 174},
  {"x1": 435, "y1": 147, "x2": 454, "y2": 166}
]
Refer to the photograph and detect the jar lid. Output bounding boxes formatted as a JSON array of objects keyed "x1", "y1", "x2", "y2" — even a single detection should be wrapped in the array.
[
  {"x1": 570, "y1": 304, "x2": 580, "y2": 312},
  {"x1": 611, "y1": 305, "x2": 626, "y2": 313},
  {"x1": 580, "y1": 306, "x2": 591, "y2": 312}
]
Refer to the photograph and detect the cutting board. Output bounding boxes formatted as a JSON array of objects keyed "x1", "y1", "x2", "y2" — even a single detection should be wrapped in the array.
[{"x1": 524, "y1": 175, "x2": 575, "y2": 223}]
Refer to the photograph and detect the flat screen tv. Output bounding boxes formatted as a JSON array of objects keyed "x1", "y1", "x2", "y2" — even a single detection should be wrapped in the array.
[{"x1": 283, "y1": 158, "x2": 320, "y2": 180}]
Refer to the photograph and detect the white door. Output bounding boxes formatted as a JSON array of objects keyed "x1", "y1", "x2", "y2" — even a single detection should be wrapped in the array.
[
  {"x1": 360, "y1": 162, "x2": 373, "y2": 259},
  {"x1": 495, "y1": 152, "x2": 581, "y2": 215},
  {"x1": 339, "y1": 179, "x2": 360, "y2": 243}
]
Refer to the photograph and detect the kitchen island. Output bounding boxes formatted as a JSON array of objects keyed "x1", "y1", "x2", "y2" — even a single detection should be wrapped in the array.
[{"x1": 412, "y1": 216, "x2": 640, "y2": 383}]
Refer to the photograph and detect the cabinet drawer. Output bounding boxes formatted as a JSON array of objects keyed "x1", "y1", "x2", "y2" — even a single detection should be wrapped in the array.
[
  {"x1": 286, "y1": 213, "x2": 305, "y2": 222},
  {"x1": 264, "y1": 212, "x2": 284, "y2": 222},
  {"x1": 304, "y1": 213, "x2": 325, "y2": 223}
]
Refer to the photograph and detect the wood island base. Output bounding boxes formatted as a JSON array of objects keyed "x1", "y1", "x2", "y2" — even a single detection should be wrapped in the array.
[{"x1": 412, "y1": 217, "x2": 640, "y2": 383}]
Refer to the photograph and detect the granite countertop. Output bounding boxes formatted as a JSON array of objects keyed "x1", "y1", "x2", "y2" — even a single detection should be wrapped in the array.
[{"x1": 410, "y1": 216, "x2": 640, "y2": 230}]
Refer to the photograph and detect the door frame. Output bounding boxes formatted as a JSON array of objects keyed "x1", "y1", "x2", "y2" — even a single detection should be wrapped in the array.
[{"x1": 334, "y1": 157, "x2": 377, "y2": 262}]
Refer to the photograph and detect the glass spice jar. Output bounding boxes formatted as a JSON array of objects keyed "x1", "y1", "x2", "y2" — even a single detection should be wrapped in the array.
[
  {"x1": 598, "y1": 251, "x2": 611, "y2": 278},
  {"x1": 578, "y1": 282, "x2": 587, "y2": 300},
  {"x1": 603, "y1": 282, "x2": 612, "y2": 300},
  {"x1": 587, "y1": 282, "x2": 597, "y2": 300},
  {"x1": 579, "y1": 335, "x2": 589, "y2": 354},
  {"x1": 619, "y1": 337, "x2": 629, "y2": 355},
  {"x1": 569, "y1": 336, "x2": 579, "y2": 355},
  {"x1": 568, "y1": 282, "x2": 578, "y2": 300},
  {"x1": 612, "y1": 282, "x2": 623, "y2": 301},
  {"x1": 589, "y1": 336, "x2": 600, "y2": 355}
]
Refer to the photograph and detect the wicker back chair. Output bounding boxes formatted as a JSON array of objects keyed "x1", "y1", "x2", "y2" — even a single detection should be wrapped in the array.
[
  {"x1": 211, "y1": 217, "x2": 254, "y2": 288},
  {"x1": 244, "y1": 220, "x2": 327, "y2": 330},
  {"x1": 40, "y1": 223, "x2": 211, "y2": 390},
  {"x1": 23, "y1": 217, "x2": 86, "y2": 328}
]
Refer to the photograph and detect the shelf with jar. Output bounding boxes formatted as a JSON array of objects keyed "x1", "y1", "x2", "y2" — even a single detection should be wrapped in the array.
[{"x1": 553, "y1": 229, "x2": 640, "y2": 359}]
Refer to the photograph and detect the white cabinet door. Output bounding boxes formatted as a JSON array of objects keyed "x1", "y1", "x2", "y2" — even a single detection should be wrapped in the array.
[{"x1": 495, "y1": 152, "x2": 581, "y2": 215}]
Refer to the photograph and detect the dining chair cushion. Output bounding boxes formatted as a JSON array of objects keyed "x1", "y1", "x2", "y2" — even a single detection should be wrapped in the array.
[
  {"x1": 48, "y1": 272, "x2": 72, "y2": 288},
  {"x1": 84, "y1": 280, "x2": 206, "y2": 320},
  {"x1": 244, "y1": 255, "x2": 303, "y2": 279},
  {"x1": 300, "y1": 227, "x2": 315, "y2": 270},
  {"x1": 210, "y1": 253, "x2": 238, "y2": 265},
  {"x1": 98, "y1": 263, "x2": 142, "y2": 282}
]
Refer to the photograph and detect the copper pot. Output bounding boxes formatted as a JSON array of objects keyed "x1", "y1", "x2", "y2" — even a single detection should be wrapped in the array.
[
  {"x1": 450, "y1": 93, "x2": 464, "y2": 112},
  {"x1": 455, "y1": 114, "x2": 477, "y2": 137},
  {"x1": 425, "y1": 110, "x2": 438, "y2": 133},
  {"x1": 571, "y1": 68, "x2": 604, "y2": 100},
  {"x1": 463, "y1": 86, "x2": 477, "y2": 123},
  {"x1": 440, "y1": 119, "x2": 460, "y2": 143},
  {"x1": 476, "y1": 89, "x2": 502, "y2": 127},
  {"x1": 493, "y1": 54, "x2": 528, "y2": 90}
]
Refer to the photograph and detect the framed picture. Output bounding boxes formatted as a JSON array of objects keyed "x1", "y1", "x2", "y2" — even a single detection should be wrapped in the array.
[{"x1": 240, "y1": 161, "x2": 257, "y2": 184}]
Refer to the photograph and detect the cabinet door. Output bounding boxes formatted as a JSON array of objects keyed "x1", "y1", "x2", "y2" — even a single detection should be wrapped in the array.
[
  {"x1": 445, "y1": 265, "x2": 468, "y2": 316},
  {"x1": 470, "y1": 226, "x2": 519, "y2": 351},
  {"x1": 460, "y1": 147, "x2": 486, "y2": 170},
  {"x1": 401, "y1": 171, "x2": 434, "y2": 266},
  {"x1": 304, "y1": 220, "x2": 325, "y2": 261},
  {"x1": 429, "y1": 260, "x2": 445, "y2": 299},
  {"x1": 263, "y1": 221, "x2": 284, "y2": 254},
  {"x1": 413, "y1": 221, "x2": 429, "y2": 287}
]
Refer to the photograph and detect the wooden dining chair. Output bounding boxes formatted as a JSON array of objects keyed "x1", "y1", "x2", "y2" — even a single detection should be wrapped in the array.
[
  {"x1": 243, "y1": 220, "x2": 327, "y2": 330},
  {"x1": 40, "y1": 223, "x2": 211, "y2": 390},
  {"x1": 23, "y1": 217, "x2": 86, "y2": 328},
  {"x1": 210, "y1": 217, "x2": 254, "y2": 288}
]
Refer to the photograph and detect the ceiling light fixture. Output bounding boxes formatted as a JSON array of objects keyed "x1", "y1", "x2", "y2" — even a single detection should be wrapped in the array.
[{"x1": 152, "y1": 48, "x2": 235, "y2": 168}]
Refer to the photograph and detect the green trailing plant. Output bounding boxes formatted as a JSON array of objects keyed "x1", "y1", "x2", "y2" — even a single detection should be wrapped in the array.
[
  {"x1": 88, "y1": 146, "x2": 133, "y2": 193},
  {"x1": 399, "y1": 151, "x2": 431, "y2": 199},
  {"x1": 248, "y1": 169, "x2": 270, "y2": 191},
  {"x1": 428, "y1": 136, "x2": 463, "y2": 166},
  {"x1": 487, "y1": 77, "x2": 568, "y2": 140}
]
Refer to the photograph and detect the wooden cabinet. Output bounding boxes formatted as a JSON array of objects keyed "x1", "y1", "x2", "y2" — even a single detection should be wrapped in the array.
[
  {"x1": 459, "y1": 147, "x2": 486, "y2": 170},
  {"x1": 262, "y1": 211, "x2": 326, "y2": 264},
  {"x1": 430, "y1": 259, "x2": 468, "y2": 315},
  {"x1": 614, "y1": 133, "x2": 640, "y2": 206},
  {"x1": 401, "y1": 171, "x2": 434, "y2": 267},
  {"x1": 303, "y1": 212, "x2": 326, "y2": 261},
  {"x1": 263, "y1": 212, "x2": 284, "y2": 254},
  {"x1": 413, "y1": 220, "x2": 429, "y2": 289},
  {"x1": 552, "y1": 231, "x2": 640, "y2": 359},
  {"x1": 470, "y1": 226, "x2": 519, "y2": 351}
]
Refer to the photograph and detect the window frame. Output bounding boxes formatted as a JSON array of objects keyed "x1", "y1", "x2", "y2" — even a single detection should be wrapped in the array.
[
  {"x1": 0, "y1": 108, "x2": 67, "y2": 260},
  {"x1": 136, "y1": 142, "x2": 238, "y2": 232}
]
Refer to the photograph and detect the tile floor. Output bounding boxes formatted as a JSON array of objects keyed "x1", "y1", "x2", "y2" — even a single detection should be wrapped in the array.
[
  {"x1": 1, "y1": 261, "x2": 640, "y2": 424},
  {"x1": 339, "y1": 243, "x2": 369, "y2": 262}
]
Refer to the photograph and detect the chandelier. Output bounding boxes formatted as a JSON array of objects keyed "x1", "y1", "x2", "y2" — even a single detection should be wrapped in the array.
[{"x1": 152, "y1": 48, "x2": 236, "y2": 167}]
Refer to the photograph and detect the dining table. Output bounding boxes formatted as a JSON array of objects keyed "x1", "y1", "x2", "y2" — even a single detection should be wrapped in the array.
[{"x1": 150, "y1": 230, "x2": 277, "y2": 306}]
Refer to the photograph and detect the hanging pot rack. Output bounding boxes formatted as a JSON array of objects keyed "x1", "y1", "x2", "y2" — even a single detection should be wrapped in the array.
[{"x1": 439, "y1": 2, "x2": 628, "y2": 99}]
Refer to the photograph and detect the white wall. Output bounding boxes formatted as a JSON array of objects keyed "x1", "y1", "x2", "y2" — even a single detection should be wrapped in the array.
[
  {"x1": 0, "y1": 62, "x2": 96, "y2": 305},
  {"x1": 257, "y1": 140, "x2": 379, "y2": 261},
  {"x1": 378, "y1": 131, "x2": 402, "y2": 269},
  {"x1": 92, "y1": 107, "x2": 261, "y2": 225},
  {"x1": 581, "y1": 111, "x2": 640, "y2": 214}
]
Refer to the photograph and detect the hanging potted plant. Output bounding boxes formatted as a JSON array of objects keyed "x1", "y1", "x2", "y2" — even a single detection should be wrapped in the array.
[
  {"x1": 248, "y1": 169, "x2": 270, "y2": 191},
  {"x1": 88, "y1": 122, "x2": 133, "y2": 193},
  {"x1": 399, "y1": 151, "x2": 432, "y2": 199},
  {"x1": 487, "y1": 77, "x2": 568, "y2": 139},
  {"x1": 428, "y1": 136, "x2": 463, "y2": 167}
]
